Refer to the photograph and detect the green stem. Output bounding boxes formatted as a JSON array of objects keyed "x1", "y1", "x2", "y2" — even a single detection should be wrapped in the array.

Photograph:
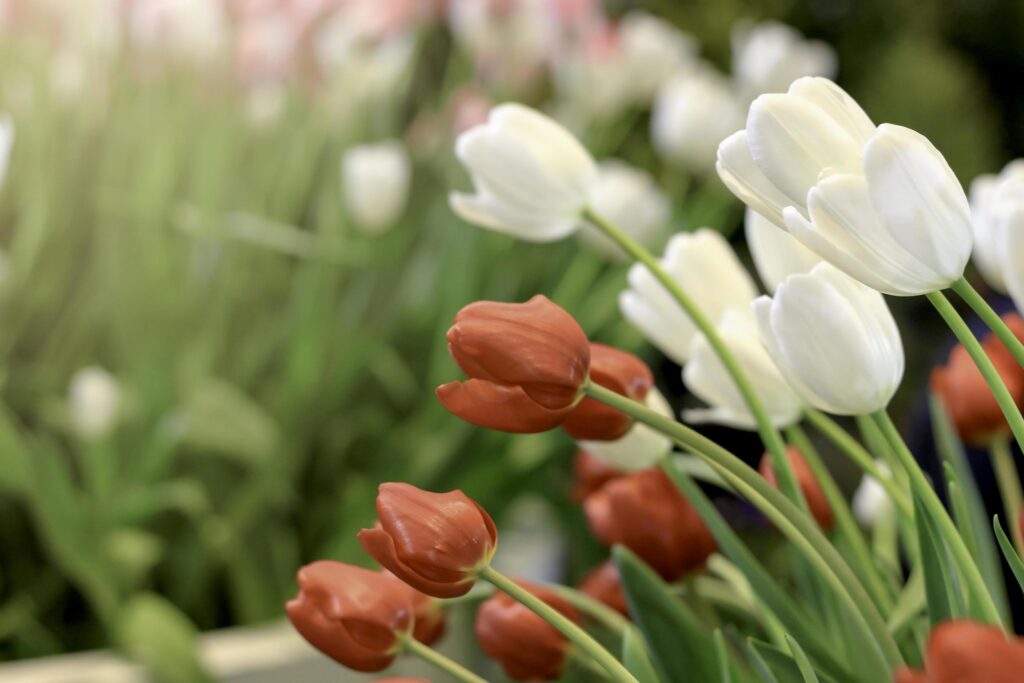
[
  {"x1": 951, "y1": 277, "x2": 1024, "y2": 368},
  {"x1": 550, "y1": 585, "x2": 629, "y2": 635},
  {"x1": 480, "y1": 566, "x2": 638, "y2": 683},
  {"x1": 585, "y1": 383, "x2": 902, "y2": 677},
  {"x1": 990, "y1": 435, "x2": 1024, "y2": 555},
  {"x1": 582, "y1": 208, "x2": 805, "y2": 513},
  {"x1": 401, "y1": 633, "x2": 489, "y2": 683},
  {"x1": 803, "y1": 409, "x2": 911, "y2": 518},
  {"x1": 927, "y1": 290, "x2": 1024, "y2": 456},
  {"x1": 870, "y1": 411, "x2": 1004, "y2": 628}
]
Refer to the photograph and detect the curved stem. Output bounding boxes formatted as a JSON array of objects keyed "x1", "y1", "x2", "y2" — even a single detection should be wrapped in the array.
[
  {"x1": 550, "y1": 585, "x2": 629, "y2": 635},
  {"x1": 585, "y1": 383, "x2": 902, "y2": 677},
  {"x1": 582, "y1": 208, "x2": 804, "y2": 514},
  {"x1": 871, "y1": 411, "x2": 1004, "y2": 628},
  {"x1": 990, "y1": 435, "x2": 1024, "y2": 555},
  {"x1": 927, "y1": 290, "x2": 1024, "y2": 460},
  {"x1": 803, "y1": 408, "x2": 912, "y2": 518},
  {"x1": 951, "y1": 278, "x2": 1024, "y2": 368},
  {"x1": 480, "y1": 566, "x2": 638, "y2": 683},
  {"x1": 400, "y1": 633, "x2": 489, "y2": 683}
]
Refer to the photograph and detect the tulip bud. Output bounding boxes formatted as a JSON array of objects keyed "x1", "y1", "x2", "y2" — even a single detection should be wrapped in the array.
[
  {"x1": 651, "y1": 68, "x2": 743, "y2": 172},
  {"x1": 579, "y1": 560, "x2": 629, "y2": 616},
  {"x1": 570, "y1": 450, "x2": 624, "y2": 503},
  {"x1": 358, "y1": 483, "x2": 498, "y2": 598},
  {"x1": 475, "y1": 579, "x2": 582, "y2": 681},
  {"x1": 285, "y1": 561, "x2": 413, "y2": 672},
  {"x1": 620, "y1": 229, "x2": 759, "y2": 365},
  {"x1": 562, "y1": 343, "x2": 652, "y2": 441},
  {"x1": 754, "y1": 262, "x2": 904, "y2": 416},
  {"x1": 342, "y1": 140, "x2": 411, "y2": 234},
  {"x1": 731, "y1": 21, "x2": 836, "y2": 101},
  {"x1": 718, "y1": 77, "x2": 972, "y2": 296},
  {"x1": 745, "y1": 207, "x2": 821, "y2": 292},
  {"x1": 967, "y1": 160, "x2": 1024, "y2": 295},
  {"x1": 68, "y1": 366, "x2": 121, "y2": 440},
  {"x1": 616, "y1": 11, "x2": 697, "y2": 102},
  {"x1": 759, "y1": 447, "x2": 834, "y2": 530},
  {"x1": 437, "y1": 295, "x2": 590, "y2": 433},
  {"x1": 584, "y1": 468, "x2": 715, "y2": 581},
  {"x1": 852, "y1": 463, "x2": 893, "y2": 527},
  {"x1": 450, "y1": 104, "x2": 597, "y2": 242},
  {"x1": 931, "y1": 331, "x2": 1024, "y2": 444},
  {"x1": 893, "y1": 619, "x2": 1024, "y2": 682},
  {"x1": 374, "y1": 679, "x2": 430, "y2": 683},
  {"x1": 382, "y1": 571, "x2": 447, "y2": 645},
  {"x1": 576, "y1": 388, "x2": 674, "y2": 472},
  {"x1": 579, "y1": 160, "x2": 669, "y2": 260},
  {"x1": 683, "y1": 309, "x2": 803, "y2": 430}
]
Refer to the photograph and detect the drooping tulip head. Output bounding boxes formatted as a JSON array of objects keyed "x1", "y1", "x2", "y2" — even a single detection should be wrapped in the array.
[
  {"x1": 569, "y1": 449, "x2": 624, "y2": 502},
  {"x1": 892, "y1": 619, "x2": 1024, "y2": 682},
  {"x1": 358, "y1": 483, "x2": 498, "y2": 598},
  {"x1": 382, "y1": 570, "x2": 447, "y2": 645},
  {"x1": 579, "y1": 560, "x2": 629, "y2": 616},
  {"x1": 437, "y1": 295, "x2": 590, "y2": 433},
  {"x1": 562, "y1": 343, "x2": 653, "y2": 440},
  {"x1": 759, "y1": 446, "x2": 834, "y2": 531}
]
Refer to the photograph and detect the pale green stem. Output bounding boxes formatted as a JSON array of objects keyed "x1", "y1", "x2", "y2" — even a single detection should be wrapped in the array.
[
  {"x1": 950, "y1": 277, "x2": 1024, "y2": 368},
  {"x1": 550, "y1": 585, "x2": 629, "y2": 635},
  {"x1": 400, "y1": 633, "x2": 489, "y2": 683},
  {"x1": 990, "y1": 435, "x2": 1024, "y2": 555},
  {"x1": 870, "y1": 410, "x2": 1004, "y2": 628},
  {"x1": 927, "y1": 290, "x2": 1024, "y2": 457},
  {"x1": 479, "y1": 566, "x2": 638, "y2": 683},
  {"x1": 582, "y1": 208, "x2": 805, "y2": 514},
  {"x1": 585, "y1": 383, "x2": 902, "y2": 677},
  {"x1": 803, "y1": 409, "x2": 912, "y2": 518}
]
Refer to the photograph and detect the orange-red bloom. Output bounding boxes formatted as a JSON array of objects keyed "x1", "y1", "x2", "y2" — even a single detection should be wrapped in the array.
[
  {"x1": 584, "y1": 468, "x2": 715, "y2": 581},
  {"x1": 892, "y1": 619, "x2": 1024, "y2": 682},
  {"x1": 570, "y1": 449, "x2": 624, "y2": 503},
  {"x1": 931, "y1": 313, "x2": 1024, "y2": 444},
  {"x1": 475, "y1": 579, "x2": 582, "y2": 681},
  {"x1": 579, "y1": 560, "x2": 629, "y2": 617},
  {"x1": 562, "y1": 343, "x2": 653, "y2": 440},
  {"x1": 382, "y1": 570, "x2": 447, "y2": 645},
  {"x1": 285, "y1": 561, "x2": 413, "y2": 672},
  {"x1": 359, "y1": 483, "x2": 498, "y2": 598},
  {"x1": 437, "y1": 295, "x2": 590, "y2": 433},
  {"x1": 759, "y1": 446, "x2": 834, "y2": 531}
]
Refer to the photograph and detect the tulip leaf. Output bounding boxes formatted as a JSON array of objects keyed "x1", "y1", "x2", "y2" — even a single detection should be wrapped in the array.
[
  {"x1": 621, "y1": 624, "x2": 663, "y2": 683},
  {"x1": 993, "y1": 516, "x2": 1024, "y2": 595},
  {"x1": 747, "y1": 639, "x2": 841, "y2": 683},
  {"x1": 913, "y1": 492, "x2": 958, "y2": 626},
  {"x1": 714, "y1": 629, "x2": 732, "y2": 683},
  {"x1": 613, "y1": 546, "x2": 720, "y2": 683},
  {"x1": 785, "y1": 635, "x2": 820, "y2": 683}
]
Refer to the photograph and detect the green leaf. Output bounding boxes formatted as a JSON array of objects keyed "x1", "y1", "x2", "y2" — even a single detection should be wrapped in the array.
[
  {"x1": 622, "y1": 624, "x2": 663, "y2": 683},
  {"x1": 994, "y1": 516, "x2": 1024, "y2": 595},
  {"x1": 715, "y1": 629, "x2": 733, "y2": 683},
  {"x1": 785, "y1": 635, "x2": 820, "y2": 683},
  {"x1": 613, "y1": 546, "x2": 719, "y2": 683},
  {"x1": 748, "y1": 639, "x2": 841, "y2": 683},
  {"x1": 115, "y1": 593, "x2": 213, "y2": 683},
  {"x1": 913, "y1": 492, "x2": 957, "y2": 626}
]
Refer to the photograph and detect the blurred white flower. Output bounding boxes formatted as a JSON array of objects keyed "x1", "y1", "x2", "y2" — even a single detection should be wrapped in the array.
[
  {"x1": 342, "y1": 140, "x2": 412, "y2": 234},
  {"x1": 128, "y1": 0, "x2": 228, "y2": 65},
  {"x1": 852, "y1": 462, "x2": 894, "y2": 527},
  {"x1": 448, "y1": 0, "x2": 556, "y2": 79},
  {"x1": 69, "y1": 366, "x2": 121, "y2": 440},
  {"x1": 553, "y1": 25, "x2": 637, "y2": 124},
  {"x1": 683, "y1": 309, "x2": 803, "y2": 430},
  {"x1": 732, "y1": 21, "x2": 836, "y2": 101},
  {"x1": 579, "y1": 160, "x2": 669, "y2": 259},
  {"x1": 617, "y1": 11, "x2": 698, "y2": 101},
  {"x1": 620, "y1": 229, "x2": 758, "y2": 365},
  {"x1": 450, "y1": 103, "x2": 597, "y2": 242},
  {"x1": 578, "y1": 388, "x2": 673, "y2": 471},
  {"x1": 744, "y1": 207, "x2": 821, "y2": 292},
  {"x1": 754, "y1": 262, "x2": 904, "y2": 415},
  {"x1": 718, "y1": 77, "x2": 972, "y2": 296},
  {"x1": 968, "y1": 160, "x2": 1024, "y2": 295},
  {"x1": 651, "y1": 67, "x2": 743, "y2": 172}
]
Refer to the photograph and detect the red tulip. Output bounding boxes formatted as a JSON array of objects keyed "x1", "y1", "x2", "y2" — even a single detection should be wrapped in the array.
[
  {"x1": 579, "y1": 560, "x2": 629, "y2": 616},
  {"x1": 562, "y1": 343, "x2": 653, "y2": 440},
  {"x1": 475, "y1": 579, "x2": 582, "y2": 681},
  {"x1": 584, "y1": 468, "x2": 715, "y2": 580},
  {"x1": 569, "y1": 449, "x2": 624, "y2": 503},
  {"x1": 383, "y1": 570, "x2": 447, "y2": 645},
  {"x1": 892, "y1": 619, "x2": 1024, "y2": 682},
  {"x1": 285, "y1": 561, "x2": 413, "y2": 672},
  {"x1": 359, "y1": 483, "x2": 498, "y2": 598},
  {"x1": 437, "y1": 295, "x2": 590, "y2": 432},
  {"x1": 759, "y1": 447, "x2": 834, "y2": 531}
]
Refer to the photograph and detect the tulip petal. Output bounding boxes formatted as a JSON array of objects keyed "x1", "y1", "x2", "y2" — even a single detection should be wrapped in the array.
[
  {"x1": 787, "y1": 77, "x2": 875, "y2": 145},
  {"x1": 357, "y1": 527, "x2": 472, "y2": 599},
  {"x1": 449, "y1": 191, "x2": 579, "y2": 242},
  {"x1": 286, "y1": 597, "x2": 394, "y2": 672},
  {"x1": 435, "y1": 379, "x2": 574, "y2": 433},
  {"x1": 716, "y1": 130, "x2": 793, "y2": 227}
]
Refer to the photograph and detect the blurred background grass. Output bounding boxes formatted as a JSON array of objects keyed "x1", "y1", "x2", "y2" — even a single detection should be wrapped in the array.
[{"x1": 0, "y1": 0, "x2": 1020, "y2": 679}]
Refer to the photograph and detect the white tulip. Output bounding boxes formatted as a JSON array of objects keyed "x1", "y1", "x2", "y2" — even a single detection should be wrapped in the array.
[
  {"x1": 718, "y1": 77, "x2": 972, "y2": 296},
  {"x1": 651, "y1": 67, "x2": 743, "y2": 172},
  {"x1": 618, "y1": 11, "x2": 698, "y2": 101},
  {"x1": 745, "y1": 207, "x2": 821, "y2": 291},
  {"x1": 578, "y1": 388, "x2": 673, "y2": 471},
  {"x1": 683, "y1": 309, "x2": 803, "y2": 430},
  {"x1": 342, "y1": 140, "x2": 411, "y2": 234},
  {"x1": 451, "y1": 104, "x2": 597, "y2": 242},
  {"x1": 852, "y1": 463, "x2": 894, "y2": 527},
  {"x1": 753, "y1": 262, "x2": 904, "y2": 415},
  {"x1": 69, "y1": 366, "x2": 121, "y2": 440},
  {"x1": 0, "y1": 116, "x2": 14, "y2": 189},
  {"x1": 732, "y1": 21, "x2": 836, "y2": 100},
  {"x1": 579, "y1": 160, "x2": 669, "y2": 259},
  {"x1": 968, "y1": 160, "x2": 1024, "y2": 297},
  {"x1": 620, "y1": 229, "x2": 759, "y2": 365}
]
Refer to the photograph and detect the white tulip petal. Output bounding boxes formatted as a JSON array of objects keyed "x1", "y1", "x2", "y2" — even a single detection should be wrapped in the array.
[
  {"x1": 745, "y1": 207, "x2": 821, "y2": 291},
  {"x1": 579, "y1": 388, "x2": 673, "y2": 471},
  {"x1": 716, "y1": 130, "x2": 793, "y2": 227},
  {"x1": 787, "y1": 77, "x2": 875, "y2": 145}
]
